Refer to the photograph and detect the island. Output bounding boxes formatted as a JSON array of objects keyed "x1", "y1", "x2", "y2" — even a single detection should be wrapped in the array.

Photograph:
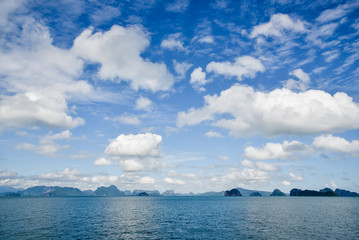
[
  {"x1": 1, "y1": 185, "x2": 358, "y2": 198},
  {"x1": 224, "y1": 189, "x2": 242, "y2": 196},
  {"x1": 290, "y1": 188, "x2": 338, "y2": 196},
  {"x1": 270, "y1": 189, "x2": 286, "y2": 196}
]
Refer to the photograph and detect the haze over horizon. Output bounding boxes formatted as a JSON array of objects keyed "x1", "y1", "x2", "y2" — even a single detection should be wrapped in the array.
[{"x1": 1, "y1": 0, "x2": 359, "y2": 194}]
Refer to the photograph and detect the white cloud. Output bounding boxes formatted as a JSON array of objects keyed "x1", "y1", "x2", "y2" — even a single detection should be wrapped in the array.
[
  {"x1": 206, "y1": 56, "x2": 264, "y2": 81},
  {"x1": 322, "y1": 50, "x2": 340, "y2": 63},
  {"x1": 0, "y1": 0, "x2": 24, "y2": 32},
  {"x1": 161, "y1": 33, "x2": 186, "y2": 51},
  {"x1": 255, "y1": 161, "x2": 280, "y2": 172},
  {"x1": 316, "y1": 3, "x2": 352, "y2": 23},
  {"x1": 284, "y1": 68, "x2": 310, "y2": 91},
  {"x1": 15, "y1": 130, "x2": 73, "y2": 156},
  {"x1": 199, "y1": 36, "x2": 214, "y2": 43},
  {"x1": 0, "y1": 19, "x2": 90, "y2": 131},
  {"x1": 240, "y1": 160, "x2": 279, "y2": 172},
  {"x1": 313, "y1": 134, "x2": 359, "y2": 154},
  {"x1": 164, "y1": 177, "x2": 185, "y2": 185},
  {"x1": 241, "y1": 159, "x2": 255, "y2": 168},
  {"x1": 329, "y1": 180, "x2": 338, "y2": 189},
  {"x1": 250, "y1": 13, "x2": 306, "y2": 38},
  {"x1": 0, "y1": 168, "x2": 122, "y2": 190},
  {"x1": 213, "y1": 168, "x2": 269, "y2": 187},
  {"x1": 290, "y1": 172, "x2": 304, "y2": 181},
  {"x1": 119, "y1": 159, "x2": 145, "y2": 172},
  {"x1": 282, "y1": 180, "x2": 291, "y2": 186},
  {"x1": 205, "y1": 130, "x2": 223, "y2": 138},
  {"x1": 139, "y1": 176, "x2": 155, "y2": 184},
  {"x1": 105, "y1": 133, "x2": 162, "y2": 158},
  {"x1": 211, "y1": 0, "x2": 230, "y2": 9},
  {"x1": 135, "y1": 96, "x2": 153, "y2": 112},
  {"x1": 94, "y1": 157, "x2": 111, "y2": 166},
  {"x1": 104, "y1": 114, "x2": 141, "y2": 125},
  {"x1": 173, "y1": 60, "x2": 192, "y2": 79},
  {"x1": 306, "y1": 23, "x2": 339, "y2": 47},
  {"x1": 177, "y1": 84, "x2": 359, "y2": 137},
  {"x1": 73, "y1": 25, "x2": 174, "y2": 92},
  {"x1": 0, "y1": 94, "x2": 85, "y2": 131},
  {"x1": 165, "y1": 0, "x2": 189, "y2": 12},
  {"x1": 291, "y1": 68, "x2": 310, "y2": 83},
  {"x1": 244, "y1": 140, "x2": 310, "y2": 160},
  {"x1": 16, "y1": 142, "x2": 68, "y2": 156},
  {"x1": 190, "y1": 67, "x2": 209, "y2": 91},
  {"x1": 90, "y1": 5, "x2": 121, "y2": 26},
  {"x1": 44, "y1": 130, "x2": 72, "y2": 141}
]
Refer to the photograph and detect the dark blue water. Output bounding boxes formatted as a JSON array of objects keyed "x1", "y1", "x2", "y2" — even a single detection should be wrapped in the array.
[{"x1": 1, "y1": 196, "x2": 358, "y2": 239}]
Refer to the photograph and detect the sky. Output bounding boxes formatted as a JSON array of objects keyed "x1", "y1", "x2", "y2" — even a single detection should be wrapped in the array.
[{"x1": 1, "y1": 0, "x2": 359, "y2": 193}]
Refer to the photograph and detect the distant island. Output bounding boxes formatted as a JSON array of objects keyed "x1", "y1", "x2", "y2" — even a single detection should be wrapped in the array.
[
  {"x1": 290, "y1": 188, "x2": 359, "y2": 197},
  {"x1": 270, "y1": 189, "x2": 286, "y2": 196},
  {"x1": 0, "y1": 185, "x2": 358, "y2": 198}
]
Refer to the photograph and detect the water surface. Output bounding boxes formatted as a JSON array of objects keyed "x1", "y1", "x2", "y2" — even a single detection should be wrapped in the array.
[{"x1": 1, "y1": 196, "x2": 358, "y2": 239}]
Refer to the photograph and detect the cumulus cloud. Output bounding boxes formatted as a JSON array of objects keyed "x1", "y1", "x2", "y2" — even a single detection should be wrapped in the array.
[
  {"x1": 73, "y1": 25, "x2": 174, "y2": 92},
  {"x1": 244, "y1": 140, "x2": 311, "y2": 160},
  {"x1": 15, "y1": 130, "x2": 73, "y2": 156},
  {"x1": 212, "y1": 168, "x2": 269, "y2": 187},
  {"x1": 90, "y1": 5, "x2": 121, "y2": 26},
  {"x1": 0, "y1": 0, "x2": 25, "y2": 33},
  {"x1": 241, "y1": 159, "x2": 255, "y2": 168},
  {"x1": 177, "y1": 84, "x2": 359, "y2": 137},
  {"x1": 190, "y1": 67, "x2": 209, "y2": 91},
  {"x1": 0, "y1": 19, "x2": 90, "y2": 131},
  {"x1": 173, "y1": 60, "x2": 192, "y2": 79},
  {"x1": 160, "y1": 33, "x2": 186, "y2": 51},
  {"x1": 291, "y1": 68, "x2": 310, "y2": 83},
  {"x1": 250, "y1": 13, "x2": 306, "y2": 38},
  {"x1": 119, "y1": 159, "x2": 145, "y2": 172},
  {"x1": 313, "y1": 134, "x2": 359, "y2": 154},
  {"x1": 105, "y1": 133, "x2": 162, "y2": 158},
  {"x1": 206, "y1": 56, "x2": 264, "y2": 81},
  {"x1": 16, "y1": 142, "x2": 68, "y2": 156},
  {"x1": 94, "y1": 157, "x2": 111, "y2": 166},
  {"x1": 135, "y1": 96, "x2": 153, "y2": 112}
]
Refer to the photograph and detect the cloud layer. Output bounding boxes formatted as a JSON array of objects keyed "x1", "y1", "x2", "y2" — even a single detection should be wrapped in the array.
[
  {"x1": 74, "y1": 25, "x2": 175, "y2": 92},
  {"x1": 177, "y1": 84, "x2": 359, "y2": 137}
]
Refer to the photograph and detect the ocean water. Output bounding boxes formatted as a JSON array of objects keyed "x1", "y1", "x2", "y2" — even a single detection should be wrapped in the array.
[{"x1": 1, "y1": 196, "x2": 358, "y2": 239}]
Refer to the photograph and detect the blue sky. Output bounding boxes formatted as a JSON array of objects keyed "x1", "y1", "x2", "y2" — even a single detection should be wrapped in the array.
[{"x1": 1, "y1": 0, "x2": 359, "y2": 193}]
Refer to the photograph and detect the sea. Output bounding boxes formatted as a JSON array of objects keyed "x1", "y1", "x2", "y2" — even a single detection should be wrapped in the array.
[{"x1": 1, "y1": 196, "x2": 358, "y2": 239}]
